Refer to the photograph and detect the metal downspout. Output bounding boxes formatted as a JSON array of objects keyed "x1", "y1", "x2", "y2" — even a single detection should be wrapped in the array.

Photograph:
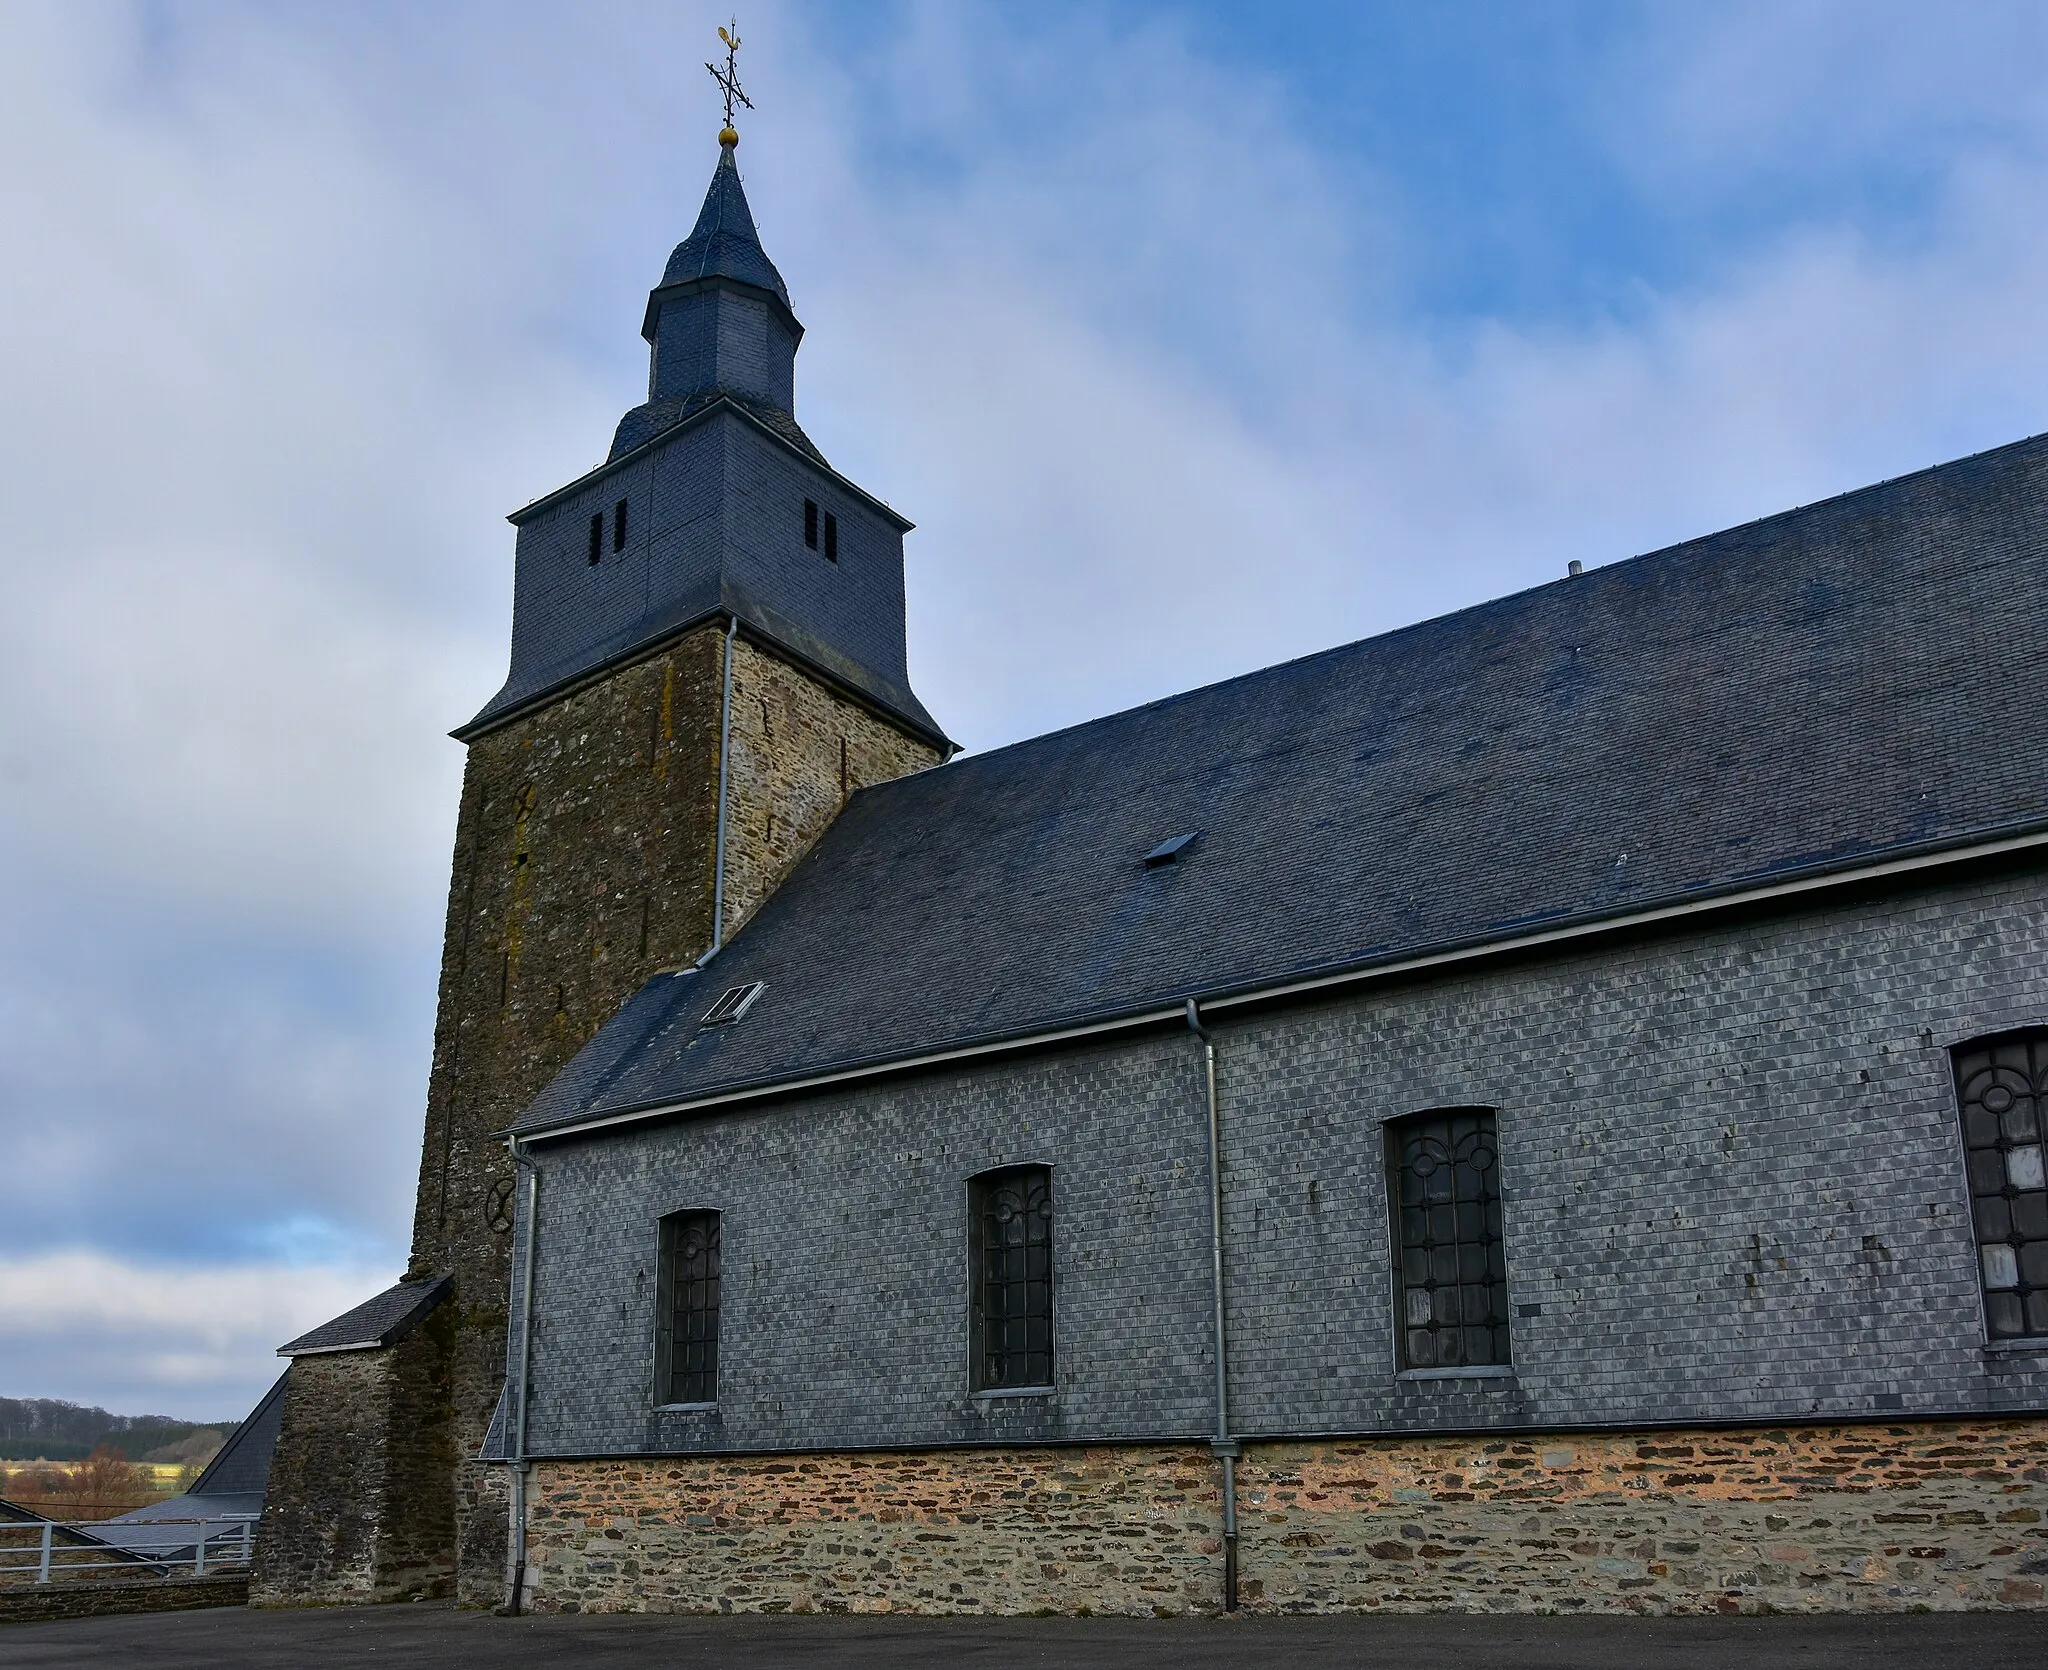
[
  {"x1": 709, "y1": 614, "x2": 739, "y2": 957},
  {"x1": 1186, "y1": 999, "x2": 1238, "y2": 1611},
  {"x1": 503, "y1": 1142, "x2": 540, "y2": 1614}
]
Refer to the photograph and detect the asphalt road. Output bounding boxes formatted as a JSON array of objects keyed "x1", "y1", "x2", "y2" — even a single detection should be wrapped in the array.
[{"x1": 1, "y1": 1605, "x2": 2044, "y2": 1669}]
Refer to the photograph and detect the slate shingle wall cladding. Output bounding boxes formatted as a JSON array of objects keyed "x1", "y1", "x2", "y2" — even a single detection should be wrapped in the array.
[
  {"x1": 1218, "y1": 866, "x2": 2048, "y2": 1435},
  {"x1": 525, "y1": 1034, "x2": 1220, "y2": 1454},
  {"x1": 497, "y1": 427, "x2": 723, "y2": 716},
  {"x1": 513, "y1": 1419, "x2": 2048, "y2": 1615},
  {"x1": 650, "y1": 287, "x2": 797, "y2": 411},
  {"x1": 480, "y1": 411, "x2": 929, "y2": 733},
  {"x1": 517, "y1": 865, "x2": 2048, "y2": 1457},
  {"x1": 716, "y1": 421, "x2": 918, "y2": 700}
]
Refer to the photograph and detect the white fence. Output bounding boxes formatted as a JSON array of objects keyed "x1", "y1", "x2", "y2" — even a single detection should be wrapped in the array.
[{"x1": 0, "y1": 1516, "x2": 257, "y2": 1584}]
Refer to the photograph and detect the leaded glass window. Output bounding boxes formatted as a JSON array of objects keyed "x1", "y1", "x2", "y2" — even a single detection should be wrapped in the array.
[
  {"x1": 656, "y1": 1210, "x2": 720, "y2": 1405},
  {"x1": 1389, "y1": 1109, "x2": 1510, "y2": 1369},
  {"x1": 969, "y1": 1167, "x2": 1053, "y2": 1391},
  {"x1": 1952, "y1": 1031, "x2": 2048, "y2": 1341}
]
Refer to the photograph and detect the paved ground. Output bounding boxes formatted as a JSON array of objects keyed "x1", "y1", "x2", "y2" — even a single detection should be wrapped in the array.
[{"x1": 0, "y1": 1604, "x2": 2043, "y2": 1669}]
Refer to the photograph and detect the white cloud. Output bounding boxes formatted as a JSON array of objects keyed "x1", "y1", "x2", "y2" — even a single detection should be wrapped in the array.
[
  {"x1": 0, "y1": 1251, "x2": 393, "y2": 1417},
  {"x1": 7, "y1": 0, "x2": 2048, "y2": 1414}
]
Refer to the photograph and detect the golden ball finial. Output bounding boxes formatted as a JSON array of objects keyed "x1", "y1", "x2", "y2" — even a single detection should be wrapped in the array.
[{"x1": 719, "y1": 126, "x2": 740, "y2": 147}]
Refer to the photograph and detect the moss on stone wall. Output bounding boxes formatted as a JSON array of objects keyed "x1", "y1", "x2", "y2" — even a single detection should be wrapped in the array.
[{"x1": 251, "y1": 1316, "x2": 454, "y2": 1605}]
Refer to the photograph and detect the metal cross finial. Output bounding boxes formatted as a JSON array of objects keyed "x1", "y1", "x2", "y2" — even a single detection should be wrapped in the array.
[{"x1": 707, "y1": 19, "x2": 753, "y2": 138}]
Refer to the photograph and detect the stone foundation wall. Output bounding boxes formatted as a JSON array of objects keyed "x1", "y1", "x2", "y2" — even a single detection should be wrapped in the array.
[
  {"x1": 516, "y1": 1418, "x2": 2048, "y2": 1616},
  {"x1": 525, "y1": 1446, "x2": 1222, "y2": 1615},
  {"x1": 1239, "y1": 1419, "x2": 2048, "y2": 1613},
  {"x1": 0, "y1": 1575, "x2": 247, "y2": 1625}
]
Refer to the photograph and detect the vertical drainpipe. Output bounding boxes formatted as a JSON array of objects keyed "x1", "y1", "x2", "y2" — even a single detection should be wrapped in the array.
[
  {"x1": 708, "y1": 614, "x2": 740, "y2": 957},
  {"x1": 1186, "y1": 998, "x2": 1238, "y2": 1611},
  {"x1": 503, "y1": 1140, "x2": 540, "y2": 1614}
]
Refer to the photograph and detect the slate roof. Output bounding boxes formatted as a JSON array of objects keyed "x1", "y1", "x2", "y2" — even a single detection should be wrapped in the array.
[
  {"x1": 515, "y1": 431, "x2": 2048, "y2": 1138},
  {"x1": 608, "y1": 386, "x2": 826, "y2": 467},
  {"x1": 276, "y1": 1276, "x2": 450, "y2": 1357},
  {"x1": 187, "y1": 1369, "x2": 287, "y2": 1497},
  {"x1": 652, "y1": 141, "x2": 791, "y2": 315}
]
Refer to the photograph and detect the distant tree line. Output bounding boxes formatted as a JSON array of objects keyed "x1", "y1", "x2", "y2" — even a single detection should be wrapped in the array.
[{"x1": 0, "y1": 1398, "x2": 240, "y2": 1463}]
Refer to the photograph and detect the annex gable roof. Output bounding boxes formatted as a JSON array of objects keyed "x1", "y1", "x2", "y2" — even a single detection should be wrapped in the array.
[
  {"x1": 515, "y1": 431, "x2": 2048, "y2": 1139},
  {"x1": 276, "y1": 1276, "x2": 451, "y2": 1357}
]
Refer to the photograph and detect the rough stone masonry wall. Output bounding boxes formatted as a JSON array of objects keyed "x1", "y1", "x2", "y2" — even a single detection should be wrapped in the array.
[
  {"x1": 524, "y1": 1446, "x2": 1222, "y2": 1616},
  {"x1": 0, "y1": 1575, "x2": 248, "y2": 1625},
  {"x1": 517, "y1": 1419, "x2": 2048, "y2": 1616},
  {"x1": 252, "y1": 1315, "x2": 455, "y2": 1605},
  {"x1": 362, "y1": 624, "x2": 938, "y2": 1607},
  {"x1": 420, "y1": 625, "x2": 724, "y2": 1601},
  {"x1": 720, "y1": 634, "x2": 943, "y2": 938}
]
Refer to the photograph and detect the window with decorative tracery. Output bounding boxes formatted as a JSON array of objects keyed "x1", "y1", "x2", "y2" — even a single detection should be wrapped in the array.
[
  {"x1": 656, "y1": 1210, "x2": 720, "y2": 1406},
  {"x1": 1388, "y1": 1108, "x2": 1511, "y2": 1370},
  {"x1": 1952, "y1": 1030, "x2": 2048, "y2": 1342},
  {"x1": 969, "y1": 1167, "x2": 1053, "y2": 1391}
]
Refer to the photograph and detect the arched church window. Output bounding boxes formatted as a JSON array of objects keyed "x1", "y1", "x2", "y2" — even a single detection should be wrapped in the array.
[
  {"x1": 968, "y1": 1166, "x2": 1053, "y2": 1392},
  {"x1": 655, "y1": 1209, "x2": 721, "y2": 1407},
  {"x1": 1387, "y1": 1108, "x2": 1511, "y2": 1370},
  {"x1": 1951, "y1": 1029, "x2": 2048, "y2": 1341}
]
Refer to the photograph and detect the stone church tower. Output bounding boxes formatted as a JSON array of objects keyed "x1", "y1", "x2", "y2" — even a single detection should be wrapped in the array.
[{"x1": 253, "y1": 134, "x2": 948, "y2": 1604}]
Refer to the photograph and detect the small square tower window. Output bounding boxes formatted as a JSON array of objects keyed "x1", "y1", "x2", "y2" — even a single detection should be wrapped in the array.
[
  {"x1": 587, "y1": 512, "x2": 603, "y2": 565},
  {"x1": 803, "y1": 499, "x2": 818, "y2": 549},
  {"x1": 613, "y1": 497, "x2": 629, "y2": 552}
]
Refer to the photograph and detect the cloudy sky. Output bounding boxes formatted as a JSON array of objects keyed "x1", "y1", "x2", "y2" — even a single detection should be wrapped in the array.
[{"x1": 4, "y1": 0, "x2": 2047, "y2": 1420}]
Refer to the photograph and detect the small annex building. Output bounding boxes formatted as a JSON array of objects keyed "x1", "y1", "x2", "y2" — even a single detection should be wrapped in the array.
[{"x1": 253, "y1": 126, "x2": 2048, "y2": 1617}]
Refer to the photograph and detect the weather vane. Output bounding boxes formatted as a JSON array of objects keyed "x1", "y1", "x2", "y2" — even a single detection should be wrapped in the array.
[{"x1": 707, "y1": 19, "x2": 753, "y2": 144}]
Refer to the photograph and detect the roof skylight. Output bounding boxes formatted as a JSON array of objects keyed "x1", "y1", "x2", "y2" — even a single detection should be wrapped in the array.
[{"x1": 701, "y1": 981, "x2": 766, "y2": 1026}]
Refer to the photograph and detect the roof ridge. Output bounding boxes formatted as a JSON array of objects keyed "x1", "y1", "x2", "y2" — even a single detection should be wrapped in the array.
[{"x1": 889, "y1": 428, "x2": 2048, "y2": 784}]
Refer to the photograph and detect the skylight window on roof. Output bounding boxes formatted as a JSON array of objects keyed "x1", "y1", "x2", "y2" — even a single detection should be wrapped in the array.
[
  {"x1": 701, "y1": 981, "x2": 765, "y2": 1026},
  {"x1": 1143, "y1": 831, "x2": 1201, "y2": 867}
]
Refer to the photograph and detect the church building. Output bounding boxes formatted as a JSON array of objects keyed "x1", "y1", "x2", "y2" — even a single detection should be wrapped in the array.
[{"x1": 252, "y1": 122, "x2": 2048, "y2": 1617}]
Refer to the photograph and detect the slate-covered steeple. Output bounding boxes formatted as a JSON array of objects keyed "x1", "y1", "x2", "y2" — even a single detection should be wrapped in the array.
[
  {"x1": 461, "y1": 133, "x2": 947, "y2": 750},
  {"x1": 615, "y1": 137, "x2": 809, "y2": 462},
  {"x1": 652, "y1": 139, "x2": 793, "y2": 320}
]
